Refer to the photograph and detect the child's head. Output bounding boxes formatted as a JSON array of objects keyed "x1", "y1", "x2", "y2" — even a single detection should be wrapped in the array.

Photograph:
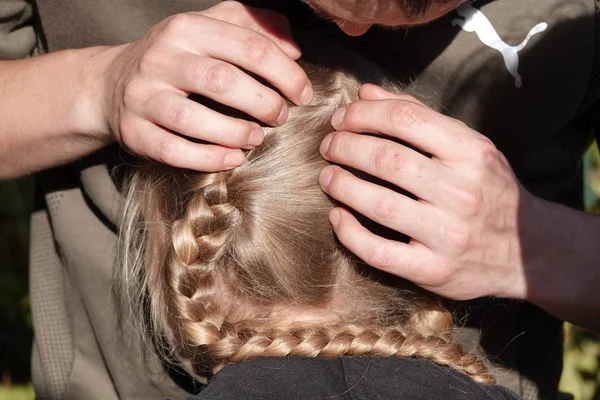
[{"x1": 120, "y1": 39, "x2": 492, "y2": 384}]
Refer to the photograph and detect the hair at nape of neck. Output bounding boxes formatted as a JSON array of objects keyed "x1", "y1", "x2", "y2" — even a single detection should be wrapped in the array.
[{"x1": 118, "y1": 38, "x2": 494, "y2": 385}]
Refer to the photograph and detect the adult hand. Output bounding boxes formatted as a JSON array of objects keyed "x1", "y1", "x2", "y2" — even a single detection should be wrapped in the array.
[
  {"x1": 99, "y1": 1, "x2": 312, "y2": 171},
  {"x1": 318, "y1": 83, "x2": 533, "y2": 301}
]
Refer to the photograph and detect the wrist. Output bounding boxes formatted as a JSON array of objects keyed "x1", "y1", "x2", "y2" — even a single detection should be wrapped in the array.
[
  {"x1": 73, "y1": 45, "x2": 125, "y2": 143},
  {"x1": 483, "y1": 186, "x2": 537, "y2": 301},
  {"x1": 518, "y1": 194, "x2": 600, "y2": 327}
]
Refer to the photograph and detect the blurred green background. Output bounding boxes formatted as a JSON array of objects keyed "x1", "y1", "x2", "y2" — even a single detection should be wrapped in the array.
[{"x1": 0, "y1": 144, "x2": 599, "y2": 400}]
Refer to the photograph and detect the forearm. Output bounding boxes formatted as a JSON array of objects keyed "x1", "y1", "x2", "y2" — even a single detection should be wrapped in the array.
[
  {"x1": 0, "y1": 46, "x2": 120, "y2": 179},
  {"x1": 519, "y1": 195, "x2": 600, "y2": 333}
]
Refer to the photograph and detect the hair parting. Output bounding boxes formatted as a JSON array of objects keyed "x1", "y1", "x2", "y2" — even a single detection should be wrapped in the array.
[{"x1": 119, "y1": 36, "x2": 494, "y2": 386}]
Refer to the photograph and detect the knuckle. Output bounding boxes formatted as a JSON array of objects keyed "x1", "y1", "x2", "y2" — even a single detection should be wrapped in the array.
[
  {"x1": 117, "y1": 115, "x2": 137, "y2": 143},
  {"x1": 145, "y1": 24, "x2": 161, "y2": 42},
  {"x1": 204, "y1": 63, "x2": 236, "y2": 94},
  {"x1": 218, "y1": 0, "x2": 243, "y2": 12},
  {"x1": 242, "y1": 35, "x2": 271, "y2": 63},
  {"x1": 455, "y1": 187, "x2": 482, "y2": 216},
  {"x1": 428, "y1": 259, "x2": 456, "y2": 287},
  {"x1": 388, "y1": 100, "x2": 424, "y2": 128},
  {"x1": 164, "y1": 100, "x2": 192, "y2": 129},
  {"x1": 444, "y1": 224, "x2": 471, "y2": 253},
  {"x1": 413, "y1": 160, "x2": 426, "y2": 178},
  {"x1": 372, "y1": 195, "x2": 399, "y2": 221},
  {"x1": 156, "y1": 139, "x2": 177, "y2": 165},
  {"x1": 367, "y1": 245, "x2": 392, "y2": 270},
  {"x1": 373, "y1": 144, "x2": 404, "y2": 175},
  {"x1": 138, "y1": 49, "x2": 165, "y2": 75},
  {"x1": 163, "y1": 13, "x2": 192, "y2": 36},
  {"x1": 473, "y1": 139, "x2": 499, "y2": 167},
  {"x1": 212, "y1": 2, "x2": 246, "y2": 25},
  {"x1": 121, "y1": 80, "x2": 145, "y2": 111}
]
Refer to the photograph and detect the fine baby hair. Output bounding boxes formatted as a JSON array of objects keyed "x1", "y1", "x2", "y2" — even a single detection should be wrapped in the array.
[{"x1": 119, "y1": 37, "x2": 493, "y2": 385}]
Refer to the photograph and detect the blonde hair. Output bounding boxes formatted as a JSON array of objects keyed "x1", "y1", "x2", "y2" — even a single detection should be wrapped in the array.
[{"x1": 120, "y1": 40, "x2": 494, "y2": 385}]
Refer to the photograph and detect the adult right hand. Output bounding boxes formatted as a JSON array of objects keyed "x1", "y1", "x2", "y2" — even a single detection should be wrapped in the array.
[{"x1": 98, "y1": 1, "x2": 312, "y2": 171}]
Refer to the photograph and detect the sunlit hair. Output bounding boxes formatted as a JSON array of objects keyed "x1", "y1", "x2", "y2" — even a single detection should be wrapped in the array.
[{"x1": 119, "y1": 38, "x2": 493, "y2": 385}]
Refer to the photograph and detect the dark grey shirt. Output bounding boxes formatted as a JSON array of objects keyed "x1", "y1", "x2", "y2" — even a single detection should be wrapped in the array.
[{"x1": 191, "y1": 357, "x2": 521, "y2": 400}]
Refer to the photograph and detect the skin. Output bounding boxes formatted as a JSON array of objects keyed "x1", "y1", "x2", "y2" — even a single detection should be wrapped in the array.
[
  {"x1": 311, "y1": 0, "x2": 600, "y2": 333},
  {"x1": 0, "y1": 0, "x2": 598, "y2": 331},
  {"x1": 0, "y1": 0, "x2": 464, "y2": 177},
  {"x1": 303, "y1": 0, "x2": 467, "y2": 35},
  {"x1": 318, "y1": 85, "x2": 600, "y2": 333},
  {"x1": 0, "y1": 2, "x2": 312, "y2": 177}
]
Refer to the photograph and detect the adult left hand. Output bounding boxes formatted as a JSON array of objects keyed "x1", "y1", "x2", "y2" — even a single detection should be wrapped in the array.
[{"x1": 318, "y1": 83, "x2": 534, "y2": 301}]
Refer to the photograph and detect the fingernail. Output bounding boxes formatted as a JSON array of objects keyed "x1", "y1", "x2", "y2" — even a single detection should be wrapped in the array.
[
  {"x1": 275, "y1": 105, "x2": 289, "y2": 125},
  {"x1": 320, "y1": 133, "x2": 333, "y2": 157},
  {"x1": 329, "y1": 208, "x2": 341, "y2": 228},
  {"x1": 248, "y1": 127, "x2": 264, "y2": 147},
  {"x1": 319, "y1": 166, "x2": 334, "y2": 188},
  {"x1": 300, "y1": 83, "x2": 313, "y2": 105},
  {"x1": 331, "y1": 107, "x2": 346, "y2": 128},
  {"x1": 225, "y1": 151, "x2": 245, "y2": 167}
]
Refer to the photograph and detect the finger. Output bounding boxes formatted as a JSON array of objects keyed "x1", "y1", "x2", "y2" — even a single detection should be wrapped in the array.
[
  {"x1": 319, "y1": 165, "x2": 440, "y2": 246},
  {"x1": 198, "y1": 3, "x2": 301, "y2": 59},
  {"x1": 145, "y1": 91, "x2": 264, "y2": 149},
  {"x1": 126, "y1": 118, "x2": 245, "y2": 172},
  {"x1": 358, "y1": 83, "x2": 422, "y2": 104},
  {"x1": 248, "y1": 8, "x2": 301, "y2": 59},
  {"x1": 320, "y1": 131, "x2": 441, "y2": 203},
  {"x1": 185, "y1": 16, "x2": 312, "y2": 106},
  {"x1": 173, "y1": 55, "x2": 288, "y2": 126},
  {"x1": 330, "y1": 99, "x2": 473, "y2": 160},
  {"x1": 329, "y1": 207, "x2": 435, "y2": 284}
]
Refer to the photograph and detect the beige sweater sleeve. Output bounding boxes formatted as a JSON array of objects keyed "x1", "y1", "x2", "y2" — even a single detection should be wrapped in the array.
[{"x1": 0, "y1": 0, "x2": 38, "y2": 59}]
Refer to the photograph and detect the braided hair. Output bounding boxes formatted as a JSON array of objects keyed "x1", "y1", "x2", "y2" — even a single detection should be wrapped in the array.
[{"x1": 119, "y1": 39, "x2": 494, "y2": 385}]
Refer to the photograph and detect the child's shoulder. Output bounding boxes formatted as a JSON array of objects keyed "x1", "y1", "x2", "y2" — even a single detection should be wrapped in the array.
[{"x1": 188, "y1": 356, "x2": 521, "y2": 400}]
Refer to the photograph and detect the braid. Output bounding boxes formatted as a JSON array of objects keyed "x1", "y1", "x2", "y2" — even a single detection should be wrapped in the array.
[
  {"x1": 166, "y1": 172, "x2": 240, "y2": 351},
  {"x1": 144, "y1": 170, "x2": 496, "y2": 386},
  {"x1": 121, "y1": 42, "x2": 501, "y2": 389},
  {"x1": 208, "y1": 326, "x2": 494, "y2": 384}
]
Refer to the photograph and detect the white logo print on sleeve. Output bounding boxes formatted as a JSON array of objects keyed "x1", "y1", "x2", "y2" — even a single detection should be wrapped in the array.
[{"x1": 451, "y1": 3, "x2": 548, "y2": 88}]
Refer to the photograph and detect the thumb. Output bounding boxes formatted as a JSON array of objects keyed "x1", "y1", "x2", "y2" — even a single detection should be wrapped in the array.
[{"x1": 359, "y1": 83, "x2": 422, "y2": 104}]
